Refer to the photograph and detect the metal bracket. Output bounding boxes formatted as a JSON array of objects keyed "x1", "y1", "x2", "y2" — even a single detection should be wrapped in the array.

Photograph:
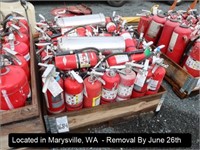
[{"x1": 180, "y1": 76, "x2": 199, "y2": 95}]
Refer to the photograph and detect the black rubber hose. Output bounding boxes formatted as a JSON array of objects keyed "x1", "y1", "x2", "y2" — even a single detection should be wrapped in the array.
[
  {"x1": 63, "y1": 25, "x2": 87, "y2": 35},
  {"x1": 56, "y1": 47, "x2": 101, "y2": 56}
]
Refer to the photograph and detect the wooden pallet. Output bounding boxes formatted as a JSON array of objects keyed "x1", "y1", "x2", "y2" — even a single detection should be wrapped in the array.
[
  {"x1": 161, "y1": 53, "x2": 200, "y2": 99},
  {"x1": 43, "y1": 86, "x2": 166, "y2": 133},
  {"x1": 0, "y1": 32, "x2": 41, "y2": 125}
]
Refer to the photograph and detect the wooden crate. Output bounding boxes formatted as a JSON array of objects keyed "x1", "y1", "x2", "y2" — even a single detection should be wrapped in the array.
[
  {"x1": 0, "y1": 33, "x2": 41, "y2": 125},
  {"x1": 161, "y1": 53, "x2": 200, "y2": 99},
  {"x1": 43, "y1": 86, "x2": 166, "y2": 133}
]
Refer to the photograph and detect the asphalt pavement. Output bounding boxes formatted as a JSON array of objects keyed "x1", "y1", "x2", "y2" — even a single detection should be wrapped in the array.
[{"x1": 32, "y1": 1, "x2": 199, "y2": 149}]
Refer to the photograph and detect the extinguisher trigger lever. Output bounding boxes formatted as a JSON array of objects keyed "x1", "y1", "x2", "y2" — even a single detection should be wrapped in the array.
[
  {"x1": 69, "y1": 70, "x2": 83, "y2": 84},
  {"x1": 2, "y1": 47, "x2": 22, "y2": 65}
]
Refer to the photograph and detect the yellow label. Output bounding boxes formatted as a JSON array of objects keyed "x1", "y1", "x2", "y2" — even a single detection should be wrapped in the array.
[{"x1": 92, "y1": 94, "x2": 101, "y2": 107}]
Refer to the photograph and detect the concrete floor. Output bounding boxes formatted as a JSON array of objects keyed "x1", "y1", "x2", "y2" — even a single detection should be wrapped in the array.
[{"x1": 32, "y1": 1, "x2": 199, "y2": 149}]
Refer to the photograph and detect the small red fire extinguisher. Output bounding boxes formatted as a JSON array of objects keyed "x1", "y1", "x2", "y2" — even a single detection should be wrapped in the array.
[
  {"x1": 83, "y1": 71, "x2": 104, "y2": 108},
  {"x1": 131, "y1": 59, "x2": 152, "y2": 98},
  {"x1": 146, "y1": 57, "x2": 168, "y2": 95},
  {"x1": 2, "y1": 47, "x2": 30, "y2": 80},
  {"x1": 120, "y1": 29, "x2": 136, "y2": 52},
  {"x1": 166, "y1": 24, "x2": 192, "y2": 64},
  {"x1": 183, "y1": 38, "x2": 200, "y2": 77},
  {"x1": 116, "y1": 65, "x2": 136, "y2": 101},
  {"x1": 64, "y1": 70, "x2": 84, "y2": 111},
  {"x1": 0, "y1": 55, "x2": 31, "y2": 110},
  {"x1": 144, "y1": 14, "x2": 166, "y2": 45},
  {"x1": 101, "y1": 69, "x2": 121, "y2": 104},
  {"x1": 55, "y1": 51, "x2": 98, "y2": 70},
  {"x1": 3, "y1": 33, "x2": 30, "y2": 65},
  {"x1": 39, "y1": 63, "x2": 65, "y2": 114}
]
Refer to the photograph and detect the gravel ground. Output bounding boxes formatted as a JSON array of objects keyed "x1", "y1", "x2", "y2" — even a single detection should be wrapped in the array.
[{"x1": 32, "y1": 1, "x2": 199, "y2": 150}]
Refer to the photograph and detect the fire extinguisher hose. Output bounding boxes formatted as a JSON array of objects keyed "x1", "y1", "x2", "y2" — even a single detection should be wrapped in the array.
[
  {"x1": 63, "y1": 25, "x2": 87, "y2": 35},
  {"x1": 56, "y1": 47, "x2": 101, "y2": 56},
  {"x1": 102, "y1": 49, "x2": 144, "y2": 62}
]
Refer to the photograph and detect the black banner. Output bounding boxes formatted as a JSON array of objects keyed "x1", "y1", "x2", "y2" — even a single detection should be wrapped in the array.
[{"x1": 9, "y1": 133, "x2": 191, "y2": 148}]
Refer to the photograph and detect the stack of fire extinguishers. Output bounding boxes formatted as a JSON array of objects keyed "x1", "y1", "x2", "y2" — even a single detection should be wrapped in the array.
[
  {"x1": 34, "y1": 12, "x2": 168, "y2": 114},
  {"x1": 0, "y1": 12, "x2": 32, "y2": 111},
  {"x1": 137, "y1": 0, "x2": 200, "y2": 66}
]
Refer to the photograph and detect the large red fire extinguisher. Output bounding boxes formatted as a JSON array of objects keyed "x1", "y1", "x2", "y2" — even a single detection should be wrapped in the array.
[
  {"x1": 137, "y1": 10, "x2": 152, "y2": 35},
  {"x1": 64, "y1": 70, "x2": 84, "y2": 111},
  {"x1": 144, "y1": 14, "x2": 166, "y2": 45},
  {"x1": 157, "y1": 19, "x2": 180, "y2": 54},
  {"x1": 2, "y1": 47, "x2": 30, "y2": 80},
  {"x1": 146, "y1": 62, "x2": 167, "y2": 95},
  {"x1": 55, "y1": 51, "x2": 98, "y2": 70},
  {"x1": 0, "y1": 55, "x2": 31, "y2": 110},
  {"x1": 166, "y1": 24, "x2": 192, "y2": 64},
  {"x1": 39, "y1": 63, "x2": 65, "y2": 114},
  {"x1": 101, "y1": 69, "x2": 120, "y2": 104},
  {"x1": 3, "y1": 33, "x2": 30, "y2": 65},
  {"x1": 83, "y1": 71, "x2": 103, "y2": 108},
  {"x1": 183, "y1": 38, "x2": 200, "y2": 77},
  {"x1": 116, "y1": 66, "x2": 136, "y2": 101},
  {"x1": 131, "y1": 60, "x2": 152, "y2": 98}
]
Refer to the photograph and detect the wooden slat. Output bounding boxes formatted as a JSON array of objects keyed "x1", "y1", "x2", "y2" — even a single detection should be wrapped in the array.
[{"x1": 68, "y1": 99, "x2": 159, "y2": 130}]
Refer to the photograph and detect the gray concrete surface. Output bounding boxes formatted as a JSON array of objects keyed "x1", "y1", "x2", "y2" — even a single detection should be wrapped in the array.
[{"x1": 32, "y1": 1, "x2": 199, "y2": 149}]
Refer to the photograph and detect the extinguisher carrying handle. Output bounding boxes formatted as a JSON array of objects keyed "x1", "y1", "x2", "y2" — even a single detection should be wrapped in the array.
[
  {"x1": 180, "y1": 35, "x2": 200, "y2": 65},
  {"x1": 2, "y1": 47, "x2": 22, "y2": 65}
]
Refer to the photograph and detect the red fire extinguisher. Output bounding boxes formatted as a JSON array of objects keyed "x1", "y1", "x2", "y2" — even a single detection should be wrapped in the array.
[
  {"x1": 39, "y1": 63, "x2": 65, "y2": 114},
  {"x1": 2, "y1": 47, "x2": 30, "y2": 80},
  {"x1": 146, "y1": 59, "x2": 167, "y2": 95},
  {"x1": 64, "y1": 70, "x2": 84, "y2": 111},
  {"x1": 166, "y1": 24, "x2": 192, "y2": 64},
  {"x1": 0, "y1": 55, "x2": 31, "y2": 110},
  {"x1": 144, "y1": 14, "x2": 166, "y2": 45},
  {"x1": 101, "y1": 69, "x2": 120, "y2": 104},
  {"x1": 83, "y1": 71, "x2": 104, "y2": 108},
  {"x1": 137, "y1": 10, "x2": 152, "y2": 35},
  {"x1": 129, "y1": 59, "x2": 151, "y2": 98},
  {"x1": 3, "y1": 33, "x2": 30, "y2": 65},
  {"x1": 116, "y1": 66, "x2": 136, "y2": 101},
  {"x1": 183, "y1": 38, "x2": 200, "y2": 77},
  {"x1": 106, "y1": 47, "x2": 151, "y2": 67},
  {"x1": 157, "y1": 19, "x2": 180, "y2": 54},
  {"x1": 55, "y1": 51, "x2": 98, "y2": 70},
  {"x1": 120, "y1": 29, "x2": 136, "y2": 52}
]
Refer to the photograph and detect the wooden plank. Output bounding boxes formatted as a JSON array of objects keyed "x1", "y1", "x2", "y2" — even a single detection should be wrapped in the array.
[
  {"x1": 68, "y1": 99, "x2": 159, "y2": 130},
  {"x1": 0, "y1": 32, "x2": 40, "y2": 125}
]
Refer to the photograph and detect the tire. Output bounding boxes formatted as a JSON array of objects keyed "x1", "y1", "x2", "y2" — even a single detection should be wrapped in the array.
[
  {"x1": 107, "y1": 0, "x2": 126, "y2": 7},
  {"x1": 168, "y1": 0, "x2": 183, "y2": 6}
]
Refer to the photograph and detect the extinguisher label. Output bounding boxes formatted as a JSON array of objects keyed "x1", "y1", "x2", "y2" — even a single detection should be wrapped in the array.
[
  {"x1": 147, "y1": 21, "x2": 162, "y2": 38},
  {"x1": 121, "y1": 32, "x2": 132, "y2": 40},
  {"x1": 134, "y1": 71, "x2": 148, "y2": 87},
  {"x1": 52, "y1": 93, "x2": 65, "y2": 108},
  {"x1": 92, "y1": 95, "x2": 101, "y2": 107},
  {"x1": 24, "y1": 52, "x2": 30, "y2": 61},
  {"x1": 65, "y1": 92, "x2": 83, "y2": 106},
  {"x1": 77, "y1": 53, "x2": 90, "y2": 68},
  {"x1": 115, "y1": 55, "x2": 129, "y2": 64},
  {"x1": 102, "y1": 88, "x2": 118, "y2": 100},
  {"x1": 117, "y1": 84, "x2": 134, "y2": 97},
  {"x1": 168, "y1": 32, "x2": 178, "y2": 52},
  {"x1": 47, "y1": 77, "x2": 63, "y2": 97},
  {"x1": 186, "y1": 56, "x2": 200, "y2": 71},
  {"x1": 148, "y1": 79, "x2": 159, "y2": 91}
]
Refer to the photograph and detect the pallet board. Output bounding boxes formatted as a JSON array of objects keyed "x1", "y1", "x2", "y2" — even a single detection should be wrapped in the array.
[
  {"x1": 44, "y1": 86, "x2": 166, "y2": 133},
  {"x1": 161, "y1": 53, "x2": 200, "y2": 99},
  {"x1": 0, "y1": 32, "x2": 41, "y2": 125}
]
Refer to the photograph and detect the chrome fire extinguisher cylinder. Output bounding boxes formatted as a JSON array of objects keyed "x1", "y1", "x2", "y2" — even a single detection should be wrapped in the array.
[
  {"x1": 55, "y1": 13, "x2": 106, "y2": 28},
  {"x1": 57, "y1": 36, "x2": 126, "y2": 54}
]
